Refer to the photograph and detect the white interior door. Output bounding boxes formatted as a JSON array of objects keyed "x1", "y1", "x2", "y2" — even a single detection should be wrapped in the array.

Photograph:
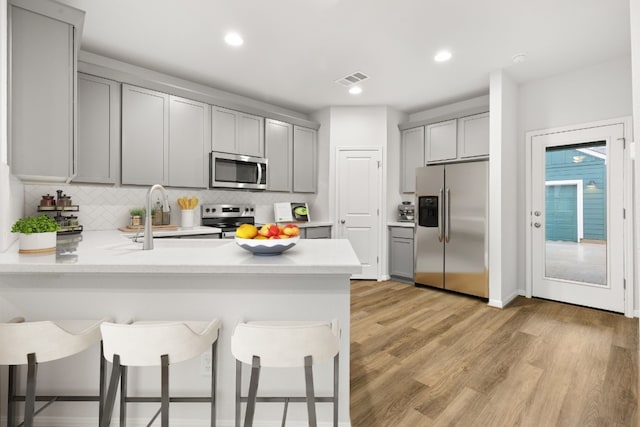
[
  {"x1": 336, "y1": 148, "x2": 381, "y2": 279},
  {"x1": 530, "y1": 124, "x2": 625, "y2": 312}
]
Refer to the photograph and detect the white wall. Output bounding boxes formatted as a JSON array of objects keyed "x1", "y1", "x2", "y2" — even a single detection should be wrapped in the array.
[
  {"x1": 309, "y1": 107, "x2": 331, "y2": 222},
  {"x1": 488, "y1": 70, "x2": 519, "y2": 308},
  {"x1": 517, "y1": 55, "x2": 634, "y2": 306},
  {"x1": 630, "y1": 0, "x2": 640, "y2": 315},
  {"x1": 409, "y1": 95, "x2": 489, "y2": 123}
]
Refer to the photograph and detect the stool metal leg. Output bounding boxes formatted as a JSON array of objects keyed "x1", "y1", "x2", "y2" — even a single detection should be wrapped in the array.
[
  {"x1": 101, "y1": 354, "x2": 122, "y2": 427},
  {"x1": 211, "y1": 341, "x2": 218, "y2": 427},
  {"x1": 99, "y1": 342, "x2": 106, "y2": 426},
  {"x1": 303, "y1": 356, "x2": 317, "y2": 427},
  {"x1": 235, "y1": 360, "x2": 242, "y2": 427},
  {"x1": 120, "y1": 365, "x2": 128, "y2": 427},
  {"x1": 24, "y1": 353, "x2": 38, "y2": 427},
  {"x1": 244, "y1": 356, "x2": 261, "y2": 427},
  {"x1": 8, "y1": 364, "x2": 17, "y2": 427},
  {"x1": 333, "y1": 354, "x2": 339, "y2": 427},
  {"x1": 161, "y1": 354, "x2": 169, "y2": 427}
]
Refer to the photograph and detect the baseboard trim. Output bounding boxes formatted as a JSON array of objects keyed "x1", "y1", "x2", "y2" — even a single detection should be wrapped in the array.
[
  {"x1": 488, "y1": 290, "x2": 520, "y2": 309},
  {"x1": 634, "y1": 309, "x2": 639, "y2": 318},
  {"x1": 0, "y1": 416, "x2": 351, "y2": 427}
]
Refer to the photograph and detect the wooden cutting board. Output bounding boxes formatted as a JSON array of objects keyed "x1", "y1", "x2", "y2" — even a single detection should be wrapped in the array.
[{"x1": 118, "y1": 225, "x2": 178, "y2": 232}]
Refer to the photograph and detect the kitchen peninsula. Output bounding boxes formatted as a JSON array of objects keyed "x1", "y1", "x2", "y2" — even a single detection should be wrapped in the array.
[{"x1": 0, "y1": 232, "x2": 361, "y2": 426}]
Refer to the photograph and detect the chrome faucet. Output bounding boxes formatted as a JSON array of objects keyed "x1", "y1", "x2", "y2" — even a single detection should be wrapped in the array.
[{"x1": 143, "y1": 184, "x2": 170, "y2": 250}]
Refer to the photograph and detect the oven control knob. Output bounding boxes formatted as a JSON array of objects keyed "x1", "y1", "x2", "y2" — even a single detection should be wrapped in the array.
[
  {"x1": 212, "y1": 208, "x2": 216, "y2": 213},
  {"x1": 205, "y1": 208, "x2": 210, "y2": 213}
]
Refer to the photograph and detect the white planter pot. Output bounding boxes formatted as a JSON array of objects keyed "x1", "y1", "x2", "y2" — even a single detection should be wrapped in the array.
[{"x1": 18, "y1": 231, "x2": 57, "y2": 254}]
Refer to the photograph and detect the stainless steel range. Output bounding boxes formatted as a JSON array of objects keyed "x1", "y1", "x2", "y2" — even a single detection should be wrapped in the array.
[{"x1": 201, "y1": 204, "x2": 255, "y2": 238}]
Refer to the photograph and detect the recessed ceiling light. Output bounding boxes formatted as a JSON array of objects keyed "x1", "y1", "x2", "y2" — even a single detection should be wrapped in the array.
[
  {"x1": 224, "y1": 32, "x2": 244, "y2": 47},
  {"x1": 349, "y1": 86, "x2": 363, "y2": 95},
  {"x1": 434, "y1": 50, "x2": 452, "y2": 62}
]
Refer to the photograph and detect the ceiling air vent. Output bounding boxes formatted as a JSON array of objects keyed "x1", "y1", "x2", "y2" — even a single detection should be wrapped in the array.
[{"x1": 335, "y1": 71, "x2": 369, "y2": 87}]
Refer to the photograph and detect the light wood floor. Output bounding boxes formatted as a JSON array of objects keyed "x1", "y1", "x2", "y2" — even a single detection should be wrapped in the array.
[{"x1": 350, "y1": 280, "x2": 638, "y2": 427}]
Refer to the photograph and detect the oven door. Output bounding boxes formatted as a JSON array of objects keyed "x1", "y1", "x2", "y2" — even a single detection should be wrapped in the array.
[{"x1": 210, "y1": 152, "x2": 267, "y2": 190}]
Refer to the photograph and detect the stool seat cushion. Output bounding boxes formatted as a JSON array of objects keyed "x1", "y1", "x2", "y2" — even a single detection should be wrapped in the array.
[
  {"x1": 0, "y1": 318, "x2": 109, "y2": 365},
  {"x1": 231, "y1": 320, "x2": 339, "y2": 367},
  {"x1": 101, "y1": 320, "x2": 221, "y2": 366}
]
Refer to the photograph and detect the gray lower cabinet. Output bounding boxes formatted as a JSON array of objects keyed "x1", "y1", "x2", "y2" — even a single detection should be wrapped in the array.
[
  {"x1": 9, "y1": 0, "x2": 84, "y2": 182},
  {"x1": 300, "y1": 226, "x2": 332, "y2": 239},
  {"x1": 121, "y1": 84, "x2": 208, "y2": 188},
  {"x1": 389, "y1": 226, "x2": 414, "y2": 282},
  {"x1": 75, "y1": 73, "x2": 120, "y2": 184},
  {"x1": 293, "y1": 126, "x2": 317, "y2": 193},
  {"x1": 265, "y1": 119, "x2": 293, "y2": 192}
]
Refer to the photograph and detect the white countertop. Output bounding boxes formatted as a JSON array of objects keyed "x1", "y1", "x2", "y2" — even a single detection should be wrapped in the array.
[
  {"x1": 120, "y1": 225, "x2": 222, "y2": 238},
  {"x1": 388, "y1": 221, "x2": 415, "y2": 228},
  {"x1": 0, "y1": 230, "x2": 361, "y2": 275}
]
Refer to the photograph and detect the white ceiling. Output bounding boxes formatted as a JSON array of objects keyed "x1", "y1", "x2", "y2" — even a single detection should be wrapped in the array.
[{"x1": 57, "y1": 0, "x2": 631, "y2": 115}]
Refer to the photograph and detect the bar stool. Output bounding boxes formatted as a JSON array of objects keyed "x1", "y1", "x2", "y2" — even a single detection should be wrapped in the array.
[
  {"x1": 0, "y1": 316, "x2": 110, "y2": 427},
  {"x1": 231, "y1": 320, "x2": 340, "y2": 427},
  {"x1": 99, "y1": 319, "x2": 221, "y2": 427}
]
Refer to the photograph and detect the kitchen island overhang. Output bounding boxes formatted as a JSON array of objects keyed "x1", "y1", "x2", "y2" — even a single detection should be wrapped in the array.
[{"x1": 0, "y1": 232, "x2": 360, "y2": 426}]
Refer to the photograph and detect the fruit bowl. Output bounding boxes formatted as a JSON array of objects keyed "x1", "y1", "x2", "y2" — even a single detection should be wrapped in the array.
[{"x1": 235, "y1": 236, "x2": 299, "y2": 256}]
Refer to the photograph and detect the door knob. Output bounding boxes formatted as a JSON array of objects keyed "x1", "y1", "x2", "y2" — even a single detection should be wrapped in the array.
[
  {"x1": 340, "y1": 219, "x2": 346, "y2": 224},
  {"x1": 534, "y1": 222, "x2": 541, "y2": 228},
  {"x1": 534, "y1": 211, "x2": 542, "y2": 217}
]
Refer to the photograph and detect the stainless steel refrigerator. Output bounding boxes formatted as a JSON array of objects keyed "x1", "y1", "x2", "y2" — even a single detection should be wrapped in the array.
[{"x1": 414, "y1": 161, "x2": 489, "y2": 298}]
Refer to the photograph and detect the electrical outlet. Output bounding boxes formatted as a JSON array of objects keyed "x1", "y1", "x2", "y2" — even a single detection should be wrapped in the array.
[{"x1": 200, "y1": 351, "x2": 212, "y2": 376}]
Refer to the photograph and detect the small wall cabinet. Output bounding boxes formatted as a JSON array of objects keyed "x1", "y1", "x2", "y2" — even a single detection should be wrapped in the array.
[
  {"x1": 457, "y1": 112, "x2": 489, "y2": 159},
  {"x1": 265, "y1": 119, "x2": 293, "y2": 192},
  {"x1": 75, "y1": 73, "x2": 120, "y2": 184},
  {"x1": 401, "y1": 127, "x2": 425, "y2": 193},
  {"x1": 425, "y1": 119, "x2": 457, "y2": 163},
  {"x1": 389, "y1": 226, "x2": 414, "y2": 283},
  {"x1": 293, "y1": 126, "x2": 318, "y2": 193},
  {"x1": 211, "y1": 106, "x2": 264, "y2": 158}
]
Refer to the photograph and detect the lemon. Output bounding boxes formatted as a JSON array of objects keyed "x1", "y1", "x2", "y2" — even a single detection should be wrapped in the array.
[{"x1": 235, "y1": 224, "x2": 258, "y2": 239}]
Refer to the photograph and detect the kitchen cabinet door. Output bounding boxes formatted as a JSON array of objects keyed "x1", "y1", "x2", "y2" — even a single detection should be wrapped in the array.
[
  {"x1": 293, "y1": 126, "x2": 317, "y2": 193},
  {"x1": 265, "y1": 119, "x2": 293, "y2": 192},
  {"x1": 9, "y1": 0, "x2": 83, "y2": 182},
  {"x1": 121, "y1": 84, "x2": 169, "y2": 185},
  {"x1": 304, "y1": 226, "x2": 331, "y2": 239},
  {"x1": 75, "y1": 73, "x2": 120, "y2": 184},
  {"x1": 426, "y1": 119, "x2": 457, "y2": 163},
  {"x1": 389, "y1": 227, "x2": 414, "y2": 282},
  {"x1": 401, "y1": 127, "x2": 425, "y2": 193},
  {"x1": 168, "y1": 96, "x2": 209, "y2": 188},
  {"x1": 212, "y1": 107, "x2": 264, "y2": 157},
  {"x1": 458, "y1": 112, "x2": 489, "y2": 159},
  {"x1": 237, "y1": 113, "x2": 265, "y2": 157},
  {"x1": 211, "y1": 106, "x2": 237, "y2": 154}
]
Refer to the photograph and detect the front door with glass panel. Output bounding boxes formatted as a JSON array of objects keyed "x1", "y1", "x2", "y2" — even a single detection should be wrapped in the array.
[{"x1": 530, "y1": 124, "x2": 624, "y2": 312}]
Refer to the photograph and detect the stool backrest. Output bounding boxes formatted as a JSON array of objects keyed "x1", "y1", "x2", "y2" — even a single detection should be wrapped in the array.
[
  {"x1": 0, "y1": 319, "x2": 104, "y2": 365},
  {"x1": 231, "y1": 320, "x2": 339, "y2": 367},
  {"x1": 100, "y1": 321, "x2": 220, "y2": 366}
]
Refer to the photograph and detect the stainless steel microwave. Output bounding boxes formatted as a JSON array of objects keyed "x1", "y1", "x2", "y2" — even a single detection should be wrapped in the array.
[{"x1": 209, "y1": 151, "x2": 267, "y2": 190}]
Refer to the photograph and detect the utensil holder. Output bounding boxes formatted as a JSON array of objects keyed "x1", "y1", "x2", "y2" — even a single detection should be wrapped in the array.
[{"x1": 181, "y1": 209, "x2": 195, "y2": 228}]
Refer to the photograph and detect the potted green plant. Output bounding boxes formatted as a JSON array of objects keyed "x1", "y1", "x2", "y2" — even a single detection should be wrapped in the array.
[
  {"x1": 11, "y1": 214, "x2": 60, "y2": 254},
  {"x1": 129, "y1": 208, "x2": 145, "y2": 226}
]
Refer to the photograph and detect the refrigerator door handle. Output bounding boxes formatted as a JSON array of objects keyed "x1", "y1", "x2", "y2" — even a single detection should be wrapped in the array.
[
  {"x1": 445, "y1": 188, "x2": 451, "y2": 243},
  {"x1": 438, "y1": 188, "x2": 443, "y2": 242}
]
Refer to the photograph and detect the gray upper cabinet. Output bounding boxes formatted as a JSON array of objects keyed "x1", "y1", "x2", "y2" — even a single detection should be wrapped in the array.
[
  {"x1": 168, "y1": 96, "x2": 209, "y2": 188},
  {"x1": 401, "y1": 127, "x2": 425, "y2": 193},
  {"x1": 265, "y1": 119, "x2": 293, "y2": 192},
  {"x1": 75, "y1": 73, "x2": 120, "y2": 184},
  {"x1": 425, "y1": 119, "x2": 457, "y2": 163},
  {"x1": 9, "y1": 0, "x2": 84, "y2": 182},
  {"x1": 211, "y1": 106, "x2": 264, "y2": 158},
  {"x1": 458, "y1": 112, "x2": 489, "y2": 159},
  {"x1": 121, "y1": 84, "x2": 169, "y2": 185},
  {"x1": 292, "y1": 126, "x2": 317, "y2": 193}
]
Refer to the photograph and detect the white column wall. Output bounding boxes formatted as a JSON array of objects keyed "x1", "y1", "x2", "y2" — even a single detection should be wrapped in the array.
[{"x1": 630, "y1": 0, "x2": 640, "y2": 315}]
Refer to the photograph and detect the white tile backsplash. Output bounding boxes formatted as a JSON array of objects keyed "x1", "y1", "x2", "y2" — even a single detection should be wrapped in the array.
[{"x1": 24, "y1": 184, "x2": 316, "y2": 231}]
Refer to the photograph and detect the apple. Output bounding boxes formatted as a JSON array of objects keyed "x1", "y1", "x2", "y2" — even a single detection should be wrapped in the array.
[
  {"x1": 258, "y1": 224, "x2": 271, "y2": 237},
  {"x1": 283, "y1": 224, "x2": 300, "y2": 237},
  {"x1": 268, "y1": 224, "x2": 280, "y2": 237}
]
